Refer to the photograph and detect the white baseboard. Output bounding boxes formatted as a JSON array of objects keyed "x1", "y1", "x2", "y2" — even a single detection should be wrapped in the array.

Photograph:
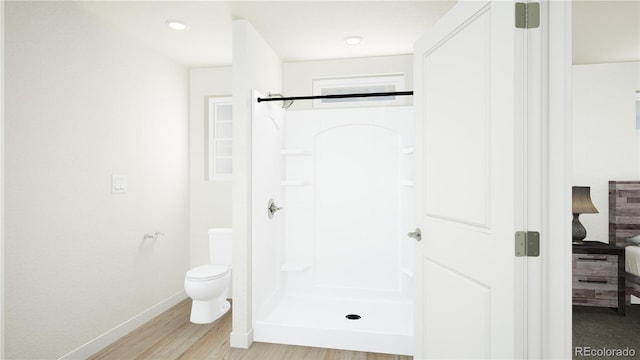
[
  {"x1": 59, "y1": 290, "x2": 187, "y2": 360},
  {"x1": 230, "y1": 328, "x2": 254, "y2": 349}
]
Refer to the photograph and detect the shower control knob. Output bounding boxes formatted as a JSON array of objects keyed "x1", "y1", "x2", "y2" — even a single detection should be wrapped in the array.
[{"x1": 408, "y1": 228, "x2": 422, "y2": 241}]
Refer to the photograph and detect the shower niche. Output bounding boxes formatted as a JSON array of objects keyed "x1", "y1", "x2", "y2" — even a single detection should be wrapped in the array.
[{"x1": 252, "y1": 97, "x2": 414, "y2": 355}]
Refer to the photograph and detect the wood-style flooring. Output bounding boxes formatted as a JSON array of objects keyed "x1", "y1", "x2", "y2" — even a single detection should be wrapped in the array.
[{"x1": 89, "y1": 299, "x2": 413, "y2": 360}]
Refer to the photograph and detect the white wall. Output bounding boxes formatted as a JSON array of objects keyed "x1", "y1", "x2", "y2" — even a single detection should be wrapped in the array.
[
  {"x1": 189, "y1": 67, "x2": 232, "y2": 267},
  {"x1": 283, "y1": 55, "x2": 413, "y2": 110},
  {"x1": 4, "y1": 2, "x2": 189, "y2": 358},
  {"x1": 572, "y1": 61, "x2": 640, "y2": 242},
  {"x1": 231, "y1": 19, "x2": 282, "y2": 348}
]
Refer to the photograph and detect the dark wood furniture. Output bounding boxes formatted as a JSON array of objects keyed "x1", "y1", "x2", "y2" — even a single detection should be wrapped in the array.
[
  {"x1": 609, "y1": 181, "x2": 640, "y2": 245},
  {"x1": 572, "y1": 241, "x2": 625, "y2": 315},
  {"x1": 609, "y1": 180, "x2": 640, "y2": 303}
]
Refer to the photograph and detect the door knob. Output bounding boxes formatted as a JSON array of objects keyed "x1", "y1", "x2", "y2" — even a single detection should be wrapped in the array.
[
  {"x1": 408, "y1": 228, "x2": 422, "y2": 241},
  {"x1": 267, "y1": 198, "x2": 283, "y2": 219}
]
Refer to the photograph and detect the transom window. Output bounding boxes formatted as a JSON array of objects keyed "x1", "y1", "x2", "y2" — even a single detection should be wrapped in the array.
[{"x1": 312, "y1": 74, "x2": 406, "y2": 109}]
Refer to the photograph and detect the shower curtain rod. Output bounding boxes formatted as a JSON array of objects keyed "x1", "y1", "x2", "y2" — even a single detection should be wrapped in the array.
[{"x1": 256, "y1": 91, "x2": 413, "y2": 103}]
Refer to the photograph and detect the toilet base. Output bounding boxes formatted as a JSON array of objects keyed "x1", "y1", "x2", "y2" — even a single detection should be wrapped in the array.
[{"x1": 189, "y1": 297, "x2": 231, "y2": 324}]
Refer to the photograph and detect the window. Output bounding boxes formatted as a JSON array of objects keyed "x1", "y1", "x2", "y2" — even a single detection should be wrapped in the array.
[
  {"x1": 208, "y1": 97, "x2": 232, "y2": 180},
  {"x1": 312, "y1": 74, "x2": 406, "y2": 109}
]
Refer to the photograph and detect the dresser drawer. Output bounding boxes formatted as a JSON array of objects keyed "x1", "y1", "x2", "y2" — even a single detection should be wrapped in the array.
[
  {"x1": 572, "y1": 254, "x2": 617, "y2": 276},
  {"x1": 573, "y1": 275, "x2": 618, "y2": 290},
  {"x1": 572, "y1": 275, "x2": 618, "y2": 307}
]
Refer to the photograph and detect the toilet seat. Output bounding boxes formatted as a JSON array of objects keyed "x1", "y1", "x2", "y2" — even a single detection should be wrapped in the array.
[{"x1": 186, "y1": 264, "x2": 230, "y2": 282}]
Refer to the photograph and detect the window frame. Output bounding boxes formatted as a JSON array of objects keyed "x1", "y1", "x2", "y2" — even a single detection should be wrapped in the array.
[
  {"x1": 207, "y1": 96, "x2": 233, "y2": 181},
  {"x1": 312, "y1": 74, "x2": 407, "y2": 109}
]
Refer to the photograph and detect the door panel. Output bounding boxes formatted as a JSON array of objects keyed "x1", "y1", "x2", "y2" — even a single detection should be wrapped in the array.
[
  {"x1": 413, "y1": 2, "x2": 525, "y2": 359},
  {"x1": 423, "y1": 9, "x2": 490, "y2": 229},
  {"x1": 424, "y1": 260, "x2": 490, "y2": 357}
]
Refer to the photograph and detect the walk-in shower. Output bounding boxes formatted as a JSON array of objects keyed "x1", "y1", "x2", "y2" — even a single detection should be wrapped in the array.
[{"x1": 251, "y1": 91, "x2": 414, "y2": 355}]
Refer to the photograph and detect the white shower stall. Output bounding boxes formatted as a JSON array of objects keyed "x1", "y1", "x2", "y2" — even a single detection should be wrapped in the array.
[{"x1": 251, "y1": 91, "x2": 414, "y2": 355}]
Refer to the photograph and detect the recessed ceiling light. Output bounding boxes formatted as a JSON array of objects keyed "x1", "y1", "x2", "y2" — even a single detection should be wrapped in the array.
[
  {"x1": 344, "y1": 36, "x2": 362, "y2": 46},
  {"x1": 165, "y1": 20, "x2": 188, "y2": 31}
]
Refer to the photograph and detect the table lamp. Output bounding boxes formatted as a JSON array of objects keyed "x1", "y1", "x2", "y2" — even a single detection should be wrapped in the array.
[{"x1": 572, "y1": 186, "x2": 599, "y2": 244}]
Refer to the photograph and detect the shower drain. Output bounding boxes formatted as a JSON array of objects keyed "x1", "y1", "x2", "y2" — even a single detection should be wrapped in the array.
[{"x1": 345, "y1": 314, "x2": 361, "y2": 320}]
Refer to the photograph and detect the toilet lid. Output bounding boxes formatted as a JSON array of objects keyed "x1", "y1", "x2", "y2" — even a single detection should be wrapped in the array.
[{"x1": 186, "y1": 264, "x2": 230, "y2": 281}]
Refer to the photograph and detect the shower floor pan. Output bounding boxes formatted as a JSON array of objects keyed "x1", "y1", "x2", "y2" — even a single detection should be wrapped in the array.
[{"x1": 254, "y1": 294, "x2": 413, "y2": 356}]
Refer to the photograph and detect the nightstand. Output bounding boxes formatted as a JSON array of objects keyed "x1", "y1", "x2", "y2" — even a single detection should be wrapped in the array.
[{"x1": 572, "y1": 241, "x2": 625, "y2": 315}]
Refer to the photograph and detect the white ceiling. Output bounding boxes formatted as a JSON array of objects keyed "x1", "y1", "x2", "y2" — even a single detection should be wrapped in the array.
[{"x1": 76, "y1": 0, "x2": 639, "y2": 69}]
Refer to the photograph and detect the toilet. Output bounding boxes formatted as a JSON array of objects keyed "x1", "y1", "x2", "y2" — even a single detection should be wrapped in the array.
[{"x1": 184, "y1": 228, "x2": 232, "y2": 324}]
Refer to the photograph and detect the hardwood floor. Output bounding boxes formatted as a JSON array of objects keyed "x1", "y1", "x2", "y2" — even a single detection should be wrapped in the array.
[{"x1": 89, "y1": 299, "x2": 413, "y2": 360}]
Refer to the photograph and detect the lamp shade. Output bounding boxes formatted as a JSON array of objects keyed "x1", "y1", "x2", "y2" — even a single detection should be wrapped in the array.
[{"x1": 572, "y1": 186, "x2": 598, "y2": 214}]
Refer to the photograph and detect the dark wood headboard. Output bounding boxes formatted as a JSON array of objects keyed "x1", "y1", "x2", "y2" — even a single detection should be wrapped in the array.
[{"x1": 609, "y1": 180, "x2": 640, "y2": 247}]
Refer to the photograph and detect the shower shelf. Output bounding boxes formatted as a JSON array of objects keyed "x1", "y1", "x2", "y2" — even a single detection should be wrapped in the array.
[
  {"x1": 280, "y1": 149, "x2": 312, "y2": 156},
  {"x1": 401, "y1": 147, "x2": 414, "y2": 154},
  {"x1": 281, "y1": 263, "x2": 312, "y2": 272},
  {"x1": 400, "y1": 180, "x2": 414, "y2": 187},
  {"x1": 281, "y1": 180, "x2": 313, "y2": 187}
]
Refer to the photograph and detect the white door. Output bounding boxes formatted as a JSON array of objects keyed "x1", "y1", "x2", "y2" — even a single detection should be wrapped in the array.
[
  {"x1": 251, "y1": 90, "x2": 284, "y2": 321},
  {"x1": 413, "y1": 2, "x2": 527, "y2": 359}
]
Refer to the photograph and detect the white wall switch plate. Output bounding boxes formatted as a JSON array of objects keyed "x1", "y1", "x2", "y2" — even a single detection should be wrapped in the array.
[{"x1": 111, "y1": 174, "x2": 128, "y2": 194}]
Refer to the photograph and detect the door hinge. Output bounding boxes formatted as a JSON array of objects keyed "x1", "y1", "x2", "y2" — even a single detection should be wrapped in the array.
[
  {"x1": 515, "y1": 231, "x2": 540, "y2": 257},
  {"x1": 515, "y1": 2, "x2": 540, "y2": 29}
]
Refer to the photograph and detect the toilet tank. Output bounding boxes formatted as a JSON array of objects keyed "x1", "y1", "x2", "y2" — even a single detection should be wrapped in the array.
[{"x1": 209, "y1": 228, "x2": 232, "y2": 266}]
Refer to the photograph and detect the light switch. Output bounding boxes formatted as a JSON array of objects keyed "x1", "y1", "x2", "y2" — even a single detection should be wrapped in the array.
[{"x1": 111, "y1": 174, "x2": 127, "y2": 194}]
